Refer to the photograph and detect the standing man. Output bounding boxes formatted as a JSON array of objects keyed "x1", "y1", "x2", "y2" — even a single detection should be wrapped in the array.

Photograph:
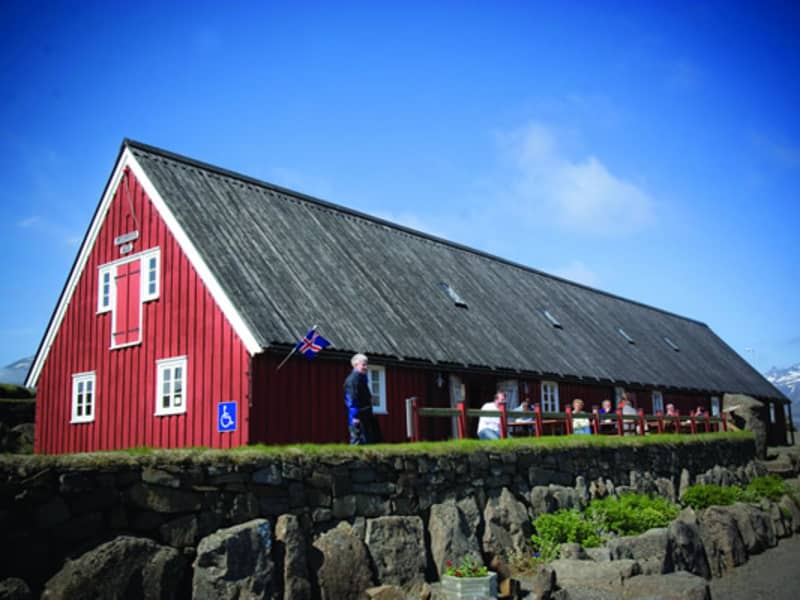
[
  {"x1": 477, "y1": 391, "x2": 506, "y2": 440},
  {"x1": 344, "y1": 353, "x2": 382, "y2": 445}
]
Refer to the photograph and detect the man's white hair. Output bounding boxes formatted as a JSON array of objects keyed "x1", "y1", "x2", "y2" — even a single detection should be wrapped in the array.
[{"x1": 351, "y1": 353, "x2": 368, "y2": 368}]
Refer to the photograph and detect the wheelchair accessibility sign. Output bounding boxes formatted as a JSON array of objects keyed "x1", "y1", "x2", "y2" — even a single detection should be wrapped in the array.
[{"x1": 218, "y1": 401, "x2": 237, "y2": 433}]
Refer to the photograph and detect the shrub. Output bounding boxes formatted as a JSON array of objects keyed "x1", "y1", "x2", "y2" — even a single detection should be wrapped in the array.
[
  {"x1": 531, "y1": 509, "x2": 603, "y2": 562},
  {"x1": 744, "y1": 475, "x2": 789, "y2": 502},
  {"x1": 585, "y1": 493, "x2": 679, "y2": 536},
  {"x1": 681, "y1": 484, "x2": 743, "y2": 510}
]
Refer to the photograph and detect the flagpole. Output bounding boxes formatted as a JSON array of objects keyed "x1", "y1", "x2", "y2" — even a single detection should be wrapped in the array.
[{"x1": 276, "y1": 324, "x2": 318, "y2": 371}]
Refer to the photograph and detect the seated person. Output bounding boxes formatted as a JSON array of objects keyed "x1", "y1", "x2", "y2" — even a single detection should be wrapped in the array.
[
  {"x1": 477, "y1": 392, "x2": 506, "y2": 440},
  {"x1": 619, "y1": 396, "x2": 638, "y2": 434},
  {"x1": 598, "y1": 399, "x2": 614, "y2": 432},
  {"x1": 571, "y1": 398, "x2": 592, "y2": 434},
  {"x1": 508, "y1": 399, "x2": 535, "y2": 436}
]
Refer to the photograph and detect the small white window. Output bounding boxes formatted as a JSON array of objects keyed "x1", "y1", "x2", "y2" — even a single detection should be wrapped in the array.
[
  {"x1": 542, "y1": 310, "x2": 563, "y2": 329},
  {"x1": 652, "y1": 391, "x2": 664, "y2": 415},
  {"x1": 710, "y1": 396, "x2": 721, "y2": 416},
  {"x1": 769, "y1": 402, "x2": 776, "y2": 424},
  {"x1": 71, "y1": 371, "x2": 96, "y2": 423},
  {"x1": 497, "y1": 379, "x2": 519, "y2": 409},
  {"x1": 617, "y1": 327, "x2": 635, "y2": 344},
  {"x1": 368, "y1": 365, "x2": 387, "y2": 414},
  {"x1": 142, "y1": 252, "x2": 160, "y2": 301},
  {"x1": 156, "y1": 356, "x2": 187, "y2": 416},
  {"x1": 97, "y1": 265, "x2": 114, "y2": 313},
  {"x1": 614, "y1": 386, "x2": 625, "y2": 404},
  {"x1": 541, "y1": 381, "x2": 559, "y2": 412}
]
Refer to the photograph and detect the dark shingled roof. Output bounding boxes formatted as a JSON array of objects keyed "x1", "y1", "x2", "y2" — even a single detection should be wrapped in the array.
[{"x1": 128, "y1": 140, "x2": 784, "y2": 400}]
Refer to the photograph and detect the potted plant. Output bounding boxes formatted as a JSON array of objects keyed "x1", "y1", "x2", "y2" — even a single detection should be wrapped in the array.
[{"x1": 441, "y1": 555, "x2": 497, "y2": 599}]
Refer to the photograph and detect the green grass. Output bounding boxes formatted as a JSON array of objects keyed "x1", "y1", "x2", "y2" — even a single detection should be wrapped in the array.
[{"x1": 0, "y1": 430, "x2": 752, "y2": 469}]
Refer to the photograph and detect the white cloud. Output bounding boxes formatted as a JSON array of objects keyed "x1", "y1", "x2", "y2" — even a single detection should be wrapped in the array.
[
  {"x1": 549, "y1": 260, "x2": 600, "y2": 287},
  {"x1": 17, "y1": 216, "x2": 41, "y2": 228},
  {"x1": 503, "y1": 122, "x2": 655, "y2": 233}
]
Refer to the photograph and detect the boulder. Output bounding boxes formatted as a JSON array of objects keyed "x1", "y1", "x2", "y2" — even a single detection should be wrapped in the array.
[
  {"x1": 727, "y1": 502, "x2": 776, "y2": 554},
  {"x1": 622, "y1": 571, "x2": 710, "y2": 600},
  {"x1": 607, "y1": 527, "x2": 671, "y2": 575},
  {"x1": 723, "y1": 394, "x2": 768, "y2": 459},
  {"x1": 549, "y1": 558, "x2": 640, "y2": 590},
  {"x1": 0, "y1": 578, "x2": 32, "y2": 600},
  {"x1": 365, "y1": 516, "x2": 426, "y2": 588},
  {"x1": 530, "y1": 565, "x2": 556, "y2": 600},
  {"x1": 779, "y1": 494, "x2": 800, "y2": 533},
  {"x1": 193, "y1": 519, "x2": 273, "y2": 600},
  {"x1": 697, "y1": 506, "x2": 748, "y2": 577},
  {"x1": 482, "y1": 488, "x2": 534, "y2": 560},
  {"x1": 362, "y1": 585, "x2": 405, "y2": 600},
  {"x1": 42, "y1": 535, "x2": 186, "y2": 600},
  {"x1": 667, "y1": 508, "x2": 711, "y2": 579},
  {"x1": 761, "y1": 499, "x2": 790, "y2": 538},
  {"x1": 559, "y1": 543, "x2": 588, "y2": 560},
  {"x1": 428, "y1": 500, "x2": 482, "y2": 577},
  {"x1": 274, "y1": 513, "x2": 312, "y2": 600},
  {"x1": 311, "y1": 522, "x2": 373, "y2": 600}
]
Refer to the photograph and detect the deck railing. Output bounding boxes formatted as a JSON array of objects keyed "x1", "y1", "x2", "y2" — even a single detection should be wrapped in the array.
[{"x1": 404, "y1": 398, "x2": 727, "y2": 442}]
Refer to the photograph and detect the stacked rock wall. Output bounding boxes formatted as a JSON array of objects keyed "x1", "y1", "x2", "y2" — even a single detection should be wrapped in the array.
[{"x1": 0, "y1": 437, "x2": 756, "y2": 596}]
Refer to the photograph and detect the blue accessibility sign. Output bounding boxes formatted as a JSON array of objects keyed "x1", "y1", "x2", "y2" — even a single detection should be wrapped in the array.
[{"x1": 218, "y1": 401, "x2": 237, "y2": 433}]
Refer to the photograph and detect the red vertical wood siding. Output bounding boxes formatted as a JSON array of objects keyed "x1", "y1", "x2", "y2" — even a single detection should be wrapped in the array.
[
  {"x1": 250, "y1": 355, "x2": 427, "y2": 445},
  {"x1": 34, "y1": 168, "x2": 250, "y2": 454}
]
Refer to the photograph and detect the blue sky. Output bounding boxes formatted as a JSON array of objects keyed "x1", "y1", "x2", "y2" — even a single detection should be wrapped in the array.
[{"x1": 1, "y1": 1, "x2": 798, "y2": 374}]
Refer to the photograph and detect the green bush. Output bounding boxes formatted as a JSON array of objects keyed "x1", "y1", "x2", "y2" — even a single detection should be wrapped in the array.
[
  {"x1": 681, "y1": 484, "x2": 743, "y2": 509},
  {"x1": 744, "y1": 475, "x2": 789, "y2": 502},
  {"x1": 585, "y1": 493, "x2": 679, "y2": 536},
  {"x1": 531, "y1": 509, "x2": 603, "y2": 562}
]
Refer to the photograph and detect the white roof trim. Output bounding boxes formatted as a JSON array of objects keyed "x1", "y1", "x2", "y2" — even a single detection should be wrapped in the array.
[{"x1": 26, "y1": 147, "x2": 262, "y2": 387}]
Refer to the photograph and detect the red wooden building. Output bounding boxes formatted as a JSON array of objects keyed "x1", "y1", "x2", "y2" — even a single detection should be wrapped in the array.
[{"x1": 26, "y1": 140, "x2": 791, "y2": 453}]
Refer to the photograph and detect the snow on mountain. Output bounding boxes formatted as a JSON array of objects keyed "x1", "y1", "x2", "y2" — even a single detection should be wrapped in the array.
[
  {"x1": 765, "y1": 362, "x2": 800, "y2": 428},
  {"x1": 0, "y1": 357, "x2": 33, "y2": 386}
]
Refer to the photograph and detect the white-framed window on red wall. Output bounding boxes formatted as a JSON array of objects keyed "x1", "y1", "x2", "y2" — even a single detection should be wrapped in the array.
[
  {"x1": 71, "y1": 371, "x2": 96, "y2": 423},
  {"x1": 368, "y1": 365, "x2": 387, "y2": 415},
  {"x1": 541, "y1": 381, "x2": 559, "y2": 412},
  {"x1": 155, "y1": 356, "x2": 187, "y2": 416},
  {"x1": 652, "y1": 390, "x2": 664, "y2": 414},
  {"x1": 97, "y1": 248, "x2": 160, "y2": 349}
]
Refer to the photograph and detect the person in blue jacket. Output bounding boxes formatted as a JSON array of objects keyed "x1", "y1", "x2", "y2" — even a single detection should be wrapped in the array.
[{"x1": 344, "y1": 353, "x2": 382, "y2": 445}]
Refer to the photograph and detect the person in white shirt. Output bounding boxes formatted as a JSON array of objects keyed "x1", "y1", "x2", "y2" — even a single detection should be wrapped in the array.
[{"x1": 477, "y1": 392, "x2": 506, "y2": 440}]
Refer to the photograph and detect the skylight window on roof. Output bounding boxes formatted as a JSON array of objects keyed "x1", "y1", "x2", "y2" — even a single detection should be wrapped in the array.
[
  {"x1": 439, "y1": 282, "x2": 468, "y2": 308},
  {"x1": 663, "y1": 336, "x2": 680, "y2": 351},
  {"x1": 617, "y1": 327, "x2": 635, "y2": 344},
  {"x1": 542, "y1": 309, "x2": 563, "y2": 329}
]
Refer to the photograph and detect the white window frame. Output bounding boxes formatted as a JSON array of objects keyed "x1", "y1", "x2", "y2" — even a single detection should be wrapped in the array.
[
  {"x1": 541, "y1": 381, "x2": 559, "y2": 412},
  {"x1": 71, "y1": 371, "x2": 96, "y2": 424},
  {"x1": 614, "y1": 386, "x2": 625, "y2": 405},
  {"x1": 141, "y1": 251, "x2": 160, "y2": 302},
  {"x1": 652, "y1": 390, "x2": 664, "y2": 415},
  {"x1": 769, "y1": 402, "x2": 776, "y2": 424},
  {"x1": 368, "y1": 365, "x2": 387, "y2": 415},
  {"x1": 97, "y1": 265, "x2": 115, "y2": 313},
  {"x1": 498, "y1": 379, "x2": 519, "y2": 409},
  {"x1": 155, "y1": 356, "x2": 187, "y2": 416},
  {"x1": 710, "y1": 396, "x2": 721, "y2": 417}
]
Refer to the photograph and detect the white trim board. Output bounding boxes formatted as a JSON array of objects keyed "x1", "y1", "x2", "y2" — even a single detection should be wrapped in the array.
[{"x1": 26, "y1": 146, "x2": 262, "y2": 387}]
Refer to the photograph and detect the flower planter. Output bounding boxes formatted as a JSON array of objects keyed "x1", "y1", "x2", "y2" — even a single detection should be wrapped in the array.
[{"x1": 441, "y1": 571, "x2": 498, "y2": 599}]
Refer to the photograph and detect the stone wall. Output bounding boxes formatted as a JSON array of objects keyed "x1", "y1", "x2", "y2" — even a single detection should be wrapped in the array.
[{"x1": 0, "y1": 436, "x2": 756, "y2": 596}]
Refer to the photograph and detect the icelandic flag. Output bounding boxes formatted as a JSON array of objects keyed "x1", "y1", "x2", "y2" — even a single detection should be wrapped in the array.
[{"x1": 295, "y1": 328, "x2": 331, "y2": 359}]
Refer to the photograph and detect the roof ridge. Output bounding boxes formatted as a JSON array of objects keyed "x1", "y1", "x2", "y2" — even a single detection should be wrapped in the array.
[{"x1": 124, "y1": 138, "x2": 708, "y2": 327}]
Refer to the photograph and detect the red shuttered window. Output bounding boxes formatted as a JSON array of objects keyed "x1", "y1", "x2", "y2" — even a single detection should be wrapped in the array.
[{"x1": 98, "y1": 248, "x2": 160, "y2": 350}]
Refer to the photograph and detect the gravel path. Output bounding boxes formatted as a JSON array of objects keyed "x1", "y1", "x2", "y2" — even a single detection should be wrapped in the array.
[{"x1": 710, "y1": 535, "x2": 800, "y2": 599}]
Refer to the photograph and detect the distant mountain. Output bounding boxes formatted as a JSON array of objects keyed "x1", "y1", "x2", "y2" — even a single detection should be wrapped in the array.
[
  {"x1": 765, "y1": 362, "x2": 800, "y2": 428},
  {"x1": 0, "y1": 357, "x2": 33, "y2": 386}
]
